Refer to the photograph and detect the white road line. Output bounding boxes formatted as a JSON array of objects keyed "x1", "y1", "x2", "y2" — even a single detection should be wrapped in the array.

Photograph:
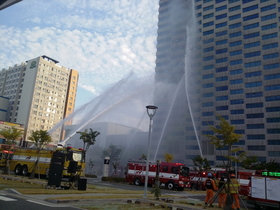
[
  {"x1": 0, "y1": 195, "x2": 17, "y2": 201},
  {"x1": 27, "y1": 200, "x2": 57, "y2": 207}
]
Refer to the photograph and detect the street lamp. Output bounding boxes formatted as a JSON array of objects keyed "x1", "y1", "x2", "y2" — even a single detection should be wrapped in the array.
[
  {"x1": 143, "y1": 105, "x2": 158, "y2": 198},
  {"x1": 231, "y1": 145, "x2": 238, "y2": 178}
]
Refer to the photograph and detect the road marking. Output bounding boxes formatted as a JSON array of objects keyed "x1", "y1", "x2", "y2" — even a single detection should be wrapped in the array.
[
  {"x1": 0, "y1": 195, "x2": 17, "y2": 201},
  {"x1": 27, "y1": 200, "x2": 57, "y2": 207}
]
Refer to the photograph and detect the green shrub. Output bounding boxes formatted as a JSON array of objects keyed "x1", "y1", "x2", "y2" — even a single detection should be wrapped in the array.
[{"x1": 85, "y1": 174, "x2": 97, "y2": 178}]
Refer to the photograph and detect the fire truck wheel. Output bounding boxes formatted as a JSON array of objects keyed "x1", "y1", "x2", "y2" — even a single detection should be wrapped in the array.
[
  {"x1": 14, "y1": 164, "x2": 23, "y2": 175},
  {"x1": 22, "y1": 165, "x2": 28, "y2": 176},
  {"x1": 134, "y1": 178, "x2": 141, "y2": 186},
  {"x1": 166, "y1": 181, "x2": 174, "y2": 190}
]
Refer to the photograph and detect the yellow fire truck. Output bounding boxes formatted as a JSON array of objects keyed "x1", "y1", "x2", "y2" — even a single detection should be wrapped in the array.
[{"x1": 10, "y1": 146, "x2": 85, "y2": 177}]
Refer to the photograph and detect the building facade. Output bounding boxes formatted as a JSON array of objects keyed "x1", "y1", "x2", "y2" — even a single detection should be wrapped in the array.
[
  {"x1": 155, "y1": 0, "x2": 280, "y2": 165},
  {"x1": 0, "y1": 55, "x2": 78, "y2": 144}
]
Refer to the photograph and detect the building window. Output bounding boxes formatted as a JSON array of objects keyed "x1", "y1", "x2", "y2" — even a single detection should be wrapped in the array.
[
  {"x1": 231, "y1": 119, "x2": 244, "y2": 124},
  {"x1": 243, "y1": 4, "x2": 258, "y2": 13},
  {"x1": 262, "y1": 32, "x2": 277, "y2": 40},
  {"x1": 261, "y1": 13, "x2": 276, "y2": 21},
  {"x1": 264, "y1": 73, "x2": 280, "y2": 80},
  {"x1": 230, "y1": 69, "x2": 242, "y2": 75},
  {"x1": 264, "y1": 63, "x2": 280, "y2": 70},
  {"x1": 247, "y1": 124, "x2": 264, "y2": 129},
  {"x1": 268, "y1": 151, "x2": 280, "y2": 157},
  {"x1": 247, "y1": 134, "x2": 265, "y2": 140},
  {"x1": 229, "y1": 5, "x2": 240, "y2": 12},
  {"x1": 230, "y1": 59, "x2": 242, "y2": 65},
  {"x1": 229, "y1": 31, "x2": 241, "y2": 38},
  {"x1": 243, "y1": 22, "x2": 259, "y2": 30},
  {"x1": 216, "y1": 67, "x2": 228, "y2": 72},
  {"x1": 245, "y1": 81, "x2": 262, "y2": 88},
  {"x1": 230, "y1": 89, "x2": 243, "y2": 94},
  {"x1": 244, "y1": 61, "x2": 261, "y2": 68},
  {"x1": 266, "y1": 107, "x2": 280, "y2": 112},
  {"x1": 263, "y1": 43, "x2": 278, "y2": 50},
  {"x1": 204, "y1": 47, "x2": 214, "y2": 52},
  {"x1": 229, "y1": 14, "x2": 241, "y2": 20},
  {"x1": 261, "y1": 4, "x2": 276, "y2": 12},
  {"x1": 216, "y1": 76, "x2": 228, "y2": 82},
  {"x1": 216, "y1": 30, "x2": 227, "y2": 36},
  {"x1": 203, "y1": 74, "x2": 214, "y2": 79},
  {"x1": 261, "y1": 23, "x2": 277, "y2": 31},
  {"x1": 246, "y1": 92, "x2": 263, "y2": 98},
  {"x1": 244, "y1": 32, "x2": 259, "y2": 39},
  {"x1": 203, "y1": 13, "x2": 214, "y2": 19},
  {"x1": 202, "y1": 92, "x2": 214, "y2": 97},
  {"x1": 216, "y1": 5, "x2": 227, "y2": 12},
  {"x1": 267, "y1": 129, "x2": 280, "y2": 134},
  {"x1": 244, "y1": 41, "x2": 260, "y2": 49},
  {"x1": 247, "y1": 113, "x2": 264, "y2": 119},
  {"x1": 231, "y1": 109, "x2": 244, "y2": 114},
  {"x1": 265, "y1": 95, "x2": 280, "y2": 101},
  {"x1": 268, "y1": 140, "x2": 280, "y2": 145},
  {"x1": 216, "y1": 57, "x2": 228, "y2": 63},
  {"x1": 263, "y1": 53, "x2": 279, "y2": 60},
  {"x1": 230, "y1": 99, "x2": 244, "y2": 104},
  {"x1": 267, "y1": 118, "x2": 280, "y2": 123},
  {"x1": 248, "y1": 146, "x2": 265, "y2": 151},
  {"x1": 202, "y1": 102, "x2": 214, "y2": 107},
  {"x1": 230, "y1": 79, "x2": 243, "y2": 85},
  {"x1": 243, "y1": 14, "x2": 258, "y2": 21},
  {"x1": 216, "y1": 13, "x2": 227, "y2": 20},
  {"x1": 216, "y1": 48, "x2": 227, "y2": 54},
  {"x1": 202, "y1": 112, "x2": 214, "y2": 116},
  {"x1": 229, "y1": 23, "x2": 241, "y2": 29},
  {"x1": 230, "y1": 41, "x2": 242, "y2": 47},
  {"x1": 245, "y1": 71, "x2": 261, "y2": 77},
  {"x1": 246, "y1": 103, "x2": 263, "y2": 109},
  {"x1": 204, "y1": 5, "x2": 214, "y2": 11},
  {"x1": 216, "y1": 106, "x2": 228, "y2": 111},
  {"x1": 216, "y1": 22, "x2": 227, "y2": 28},
  {"x1": 216, "y1": 95, "x2": 228, "y2": 101},
  {"x1": 203, "y1": 21, "x2": 214, "y2": 27}
]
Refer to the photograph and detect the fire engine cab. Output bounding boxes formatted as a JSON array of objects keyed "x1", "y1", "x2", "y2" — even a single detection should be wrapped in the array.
[
  {"x1": 126, "y1": 160, "x2": 190, "y2": 190},
  {"x1": 247, "y1": 171, "x2": 280, "y2": 210}
]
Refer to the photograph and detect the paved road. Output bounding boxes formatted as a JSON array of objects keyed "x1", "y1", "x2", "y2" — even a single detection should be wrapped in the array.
[{"x1": 0, "y1": 191, "x2": 81, "y2": 210}]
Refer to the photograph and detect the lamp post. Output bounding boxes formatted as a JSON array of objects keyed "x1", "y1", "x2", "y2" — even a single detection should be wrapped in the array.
[
  {"x1": 231, "y1": 145, "x2": 238, "y2": 178},
  {"x1": 143, "y1": 105, "x2": 158, "y2": 198}
]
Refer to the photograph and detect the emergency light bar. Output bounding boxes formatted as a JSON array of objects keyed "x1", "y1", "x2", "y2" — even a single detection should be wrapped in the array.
[{"x1": 261, "y1": 171, "x2": 280, "y2": 177}]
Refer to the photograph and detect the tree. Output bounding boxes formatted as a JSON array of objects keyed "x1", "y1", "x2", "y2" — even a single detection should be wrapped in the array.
[
  {"x1": 205, "y1": 116, "x2": 243, "y2": 170},
  {"x1": 241, "y1": 156, "x2": 258, "y2": 169},
  {"x1": 102, "y1": 144, "x2": 122, "y2": 176},
  {"x1": 28, "y1": 130, "x2": 52, "y2": 179},
  {"x1": 76, "y1": 128, "x2": 100, "y2": 152},
  {"x1": 0, "y1": 127, "x2": 23, "y2": 174},
  {"x1": 192, "y1": 155, "x2": 211, "y2": 171},
  {"x1": 164, "y1": 153, "x2": 174, "y2": 163},
  {"x1": 102, "y1": 144, "x2": 122, "y2": 161}
]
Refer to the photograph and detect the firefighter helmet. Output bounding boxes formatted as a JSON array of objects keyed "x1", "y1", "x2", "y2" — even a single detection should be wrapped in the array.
[
  {"x1": 207, "y1": 173, "x2": 212, "y2": 178},
  {"x1": 230, "y1": 173, "x2": 236, "y2": 178}
]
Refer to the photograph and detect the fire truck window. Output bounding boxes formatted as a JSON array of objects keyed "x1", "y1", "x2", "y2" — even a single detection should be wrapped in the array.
[
  {"x1": 73, "y1": 152, "x2": 82, "y2": 162},
  {"x1": 162, "y1": 166, "x2": 168, "y2": 172},
  {"x1": 66, "y1": 151, "x2": 73, "y2": 161},
  {"x1": 171, "y1": 167, "x2": 178, "y2": 174}
]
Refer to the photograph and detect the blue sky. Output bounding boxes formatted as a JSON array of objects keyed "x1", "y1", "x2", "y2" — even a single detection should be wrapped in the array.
[{"x1": 0, "y1": 0, "x2": 159, "y2": 108}]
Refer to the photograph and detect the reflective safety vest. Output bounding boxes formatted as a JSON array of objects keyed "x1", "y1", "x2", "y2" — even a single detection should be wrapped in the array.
[
  {"x1": 229, "y1": 178, "x2": 240, "y2": 194},
  {"x1": 205, "y1": 179, "x2": 216, "y2": 190}
]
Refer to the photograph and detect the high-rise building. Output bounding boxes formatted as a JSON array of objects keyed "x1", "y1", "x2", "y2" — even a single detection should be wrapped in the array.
[
  {"x1": 155, "y1": 0, "x2": 280, "y2": 165},
  {"x1": 0, "y1": 55, "x2": 79, "y2": 145}
]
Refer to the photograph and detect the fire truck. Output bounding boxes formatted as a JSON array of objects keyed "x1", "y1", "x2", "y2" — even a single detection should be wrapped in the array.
[
  {"x1": 247, "y1": 171, "x2": 280, "y2": 210},
  {"x1": 189, "y1": 168, "x2": 254, "y2": 196},
  {"x1": 9, "y1": 146, "x2": 85, "y2": 177},
  {"x1": 126, "y1": 160, "x2": 190, "y2": 190},
  {"x1": 0, "y1": 149, "x2": 13, "y2": 167}
]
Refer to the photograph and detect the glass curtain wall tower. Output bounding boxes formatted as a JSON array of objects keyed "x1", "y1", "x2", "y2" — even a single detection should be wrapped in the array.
[{"x1": 154, "y1": 0, "x2": 280, "y2": 165}]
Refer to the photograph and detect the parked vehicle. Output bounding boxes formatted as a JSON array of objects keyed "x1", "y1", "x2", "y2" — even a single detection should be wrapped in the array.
[
  {"x1": 126, "y1": 159, "x2": 190, "y2": 190},
  {"x1": 10, "y1": 146, "x2": 85, "y2": 177}
]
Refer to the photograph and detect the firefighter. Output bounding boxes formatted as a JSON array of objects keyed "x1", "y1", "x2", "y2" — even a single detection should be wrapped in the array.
[
  {"x1": 229, "y1": 173, "x2": 240, "y2": 210},
  {"x1": 204, "y1": 173, "x2": 217, "y2": 207},
  {"x1": 218, "y1": 176, "x2": 226, "y2": 208}
]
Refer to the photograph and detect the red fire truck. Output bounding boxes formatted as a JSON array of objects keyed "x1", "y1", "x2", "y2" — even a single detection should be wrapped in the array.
[
  {"x1": 247, "y1": 171, "x2": 280, "y2": 209},
  {"x1": 126, "y1": 160, "x2": 190, "y2": 190},
  {"x1": 189, "y1": 168, "x2": 254, "y2": 196}
]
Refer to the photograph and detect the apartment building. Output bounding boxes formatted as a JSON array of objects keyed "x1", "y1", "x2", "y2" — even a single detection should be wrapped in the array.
[
  {"x1": 154, "y1": 0, "x2": 280, "y2": 165},
  {"x1": 0, "y1": 55, "x2": 78, "y2": 144}
]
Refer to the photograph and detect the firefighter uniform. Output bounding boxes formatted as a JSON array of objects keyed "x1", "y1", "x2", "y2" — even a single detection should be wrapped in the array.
[
  {"x1": 229, "y1": 174, "x2": 240, "y2": 210},
  {"x1": 204, "y1": 173, "x2": 217, "y2": 207},
  {"x1": 218, "y1": 177, "x2": 226, "y2": 208}
]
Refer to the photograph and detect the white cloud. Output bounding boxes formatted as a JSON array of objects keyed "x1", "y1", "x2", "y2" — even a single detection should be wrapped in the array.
[{"x1": 0, "y1": 0, "x2": 159, "y2": 104}]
